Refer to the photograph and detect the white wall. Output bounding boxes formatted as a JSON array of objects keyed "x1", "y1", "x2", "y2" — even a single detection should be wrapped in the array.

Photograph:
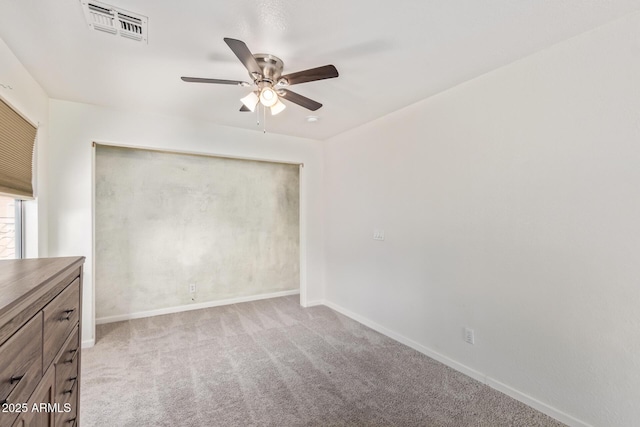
[
  {"x1": 323, "y1": 12, "x2": 640, "y2": 427},
  {"x1": 48, "y1": 100, "x2": 324, "y2": 346},
  {"x1": 0, "y1": 37, "x2": 49, "y2": 257}
]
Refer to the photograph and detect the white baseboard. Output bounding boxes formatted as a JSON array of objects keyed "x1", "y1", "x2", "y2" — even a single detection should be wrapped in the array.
[
  {"x1": 303, "y1": 299, "x2": 325, "y2": 307},
  {"x1": 95, "y1": 289, "x2": 300, "y2": 325},
  {"x1": 321, "y1": 299, "x2": 590, "y2": 427},
  {"x1": 82, "y1": 338, "x2": 95, "y2": 348},
  {"x1": 485, "y1": 377, "x2": 590, "y2": 427},
  {"x1": 322, "y1": 300, "x2": 486, "y2": 383}
]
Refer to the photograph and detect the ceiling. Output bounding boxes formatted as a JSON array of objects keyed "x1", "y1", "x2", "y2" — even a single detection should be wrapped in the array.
[{"x1": 1, "y1": 1, "x2": 639, "y2": 140}]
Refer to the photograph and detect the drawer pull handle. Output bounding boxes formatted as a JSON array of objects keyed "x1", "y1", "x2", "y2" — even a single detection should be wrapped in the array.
[
  {"x1": 67, "y1": 418, "x2": 77, "y2": 426},
  {"x1": 60, "y1": 309, "x2": 75, "y2": 321},
  {"x1": 10, "y1": 374, "x2": 25, "y2": 384},
  {"x1": 63, "y1": 377, "x2": 76, "y2": 394},
  {"x1": 64, "y1": 348, "x2": 79, "y2": 364}
]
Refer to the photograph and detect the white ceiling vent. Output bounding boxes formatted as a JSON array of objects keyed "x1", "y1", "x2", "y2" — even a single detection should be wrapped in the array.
[{"x1": 81, "y1": 1, "x2": 148, "y2": 43}]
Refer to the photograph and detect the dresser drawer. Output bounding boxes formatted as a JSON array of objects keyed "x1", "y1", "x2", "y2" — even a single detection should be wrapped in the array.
[
  {"x1": 54, "y1": 327, "x2": 79, "y2": 427},
  {"x1": 55, "y1": 327, "x2": 79, "y2": 400},
  {"x1": 55, "y1": 403, "x2": 77, "y2": 427},
  {"x1": 43, "y1": 278, "x2": 80, "y2": 368},
  {"x1": 0, "y1": 313, "x2": 43, "y2": 426},
  {"x1": 55, "y1": 397, "x2": 77, "y2": 427},
  {"x1": 54, "y1": 381, "x2": 78, "y2": 427},
  {"x1": 10, "y1": 365, "x2": 55, "y2": 427}
]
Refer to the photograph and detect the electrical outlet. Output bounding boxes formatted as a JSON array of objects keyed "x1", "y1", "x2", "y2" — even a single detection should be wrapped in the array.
[
  {"x1": 189, "y1": 283, "x2": 197, "y2": 293},
  {"x1": 464, "y1": 327, "x2": 475, "y2": 345},
  {"x1": 373, "y1": 229, "x2": 385, "y2": 240}
]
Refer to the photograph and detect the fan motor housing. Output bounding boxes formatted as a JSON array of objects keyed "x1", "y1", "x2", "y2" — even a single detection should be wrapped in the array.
[{"x1": 253, "y1": 54, "x2": 284, "y2": 84}]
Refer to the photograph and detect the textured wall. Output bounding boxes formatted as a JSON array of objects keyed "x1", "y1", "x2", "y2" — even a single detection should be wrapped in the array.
[
  {"x1": 95, "y1": 145, "x2": 299, "y2": 318},
  {"x1": 48, "y1": 100, "x2": 322, "y2": 346}
]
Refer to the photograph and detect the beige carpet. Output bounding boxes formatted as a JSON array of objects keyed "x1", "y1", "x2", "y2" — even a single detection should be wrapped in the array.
[{"x1": 81, "y1": 295, "x2": 565, "y2": 426}]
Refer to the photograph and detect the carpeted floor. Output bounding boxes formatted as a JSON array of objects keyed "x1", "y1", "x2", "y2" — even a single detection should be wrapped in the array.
[{"x1": 81, "y1": 295, "x2": 565, "y2": 427}]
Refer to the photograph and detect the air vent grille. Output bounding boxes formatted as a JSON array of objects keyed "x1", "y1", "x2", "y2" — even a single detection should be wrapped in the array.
[
  {"x1": 87, "y1": 3, "x2": 116, "y2": 34},
  {"x1": 81, "y1": 1, "x2": 147, "y2": 43}
]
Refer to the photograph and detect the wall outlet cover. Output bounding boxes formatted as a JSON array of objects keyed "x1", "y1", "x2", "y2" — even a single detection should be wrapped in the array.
[
  {"x1": 464, "y1": 327, "x2": 475, "y2": 345},
  {"x1": 373, "y1": 229, "x2": 385, "y2": 240}
]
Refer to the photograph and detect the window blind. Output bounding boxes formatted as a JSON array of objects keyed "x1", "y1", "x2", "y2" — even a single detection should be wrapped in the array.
[{"x1": 0, "y1": 98, "x2": 37, "y2": 199}]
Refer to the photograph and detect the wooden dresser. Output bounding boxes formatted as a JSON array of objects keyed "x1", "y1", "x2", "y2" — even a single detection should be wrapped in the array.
[{"x1": 0, "y1": 257, "x2": 85, "y2": 427}]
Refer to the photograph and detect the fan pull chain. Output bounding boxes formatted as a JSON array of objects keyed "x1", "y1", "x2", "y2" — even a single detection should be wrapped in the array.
[{"x1": 253, "y1": 104, "x2": 268, "y2": 134}]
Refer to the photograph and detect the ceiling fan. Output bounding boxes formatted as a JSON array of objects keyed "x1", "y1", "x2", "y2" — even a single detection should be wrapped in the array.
[{"x1": 181, "y1": 38, "x2": 339, "y2": 116}]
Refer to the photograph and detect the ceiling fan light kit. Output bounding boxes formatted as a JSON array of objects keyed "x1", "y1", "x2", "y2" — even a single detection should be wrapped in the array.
[
  {"x1": 240, "y1": 92, "x2": 259, "y2": 112},
  {"x1": 270, "y1": 98, "x2": 287, "y2": 115},
  {"x1": 181, "y1": 37, "x2": 339, "y2": 121},
  {"x1": 259, "y1": 87, "x2": 278, "y2": 107},
  {"x1": 240, "y1": 89, "x2": 287, "y2": 116}
]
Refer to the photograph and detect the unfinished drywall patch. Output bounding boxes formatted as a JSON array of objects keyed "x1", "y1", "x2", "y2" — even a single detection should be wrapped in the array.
[{"x1": 95, "y1": 144, "x2": 299, "y2": 319}]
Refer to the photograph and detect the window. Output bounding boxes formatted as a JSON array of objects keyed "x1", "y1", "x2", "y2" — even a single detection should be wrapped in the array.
[
  {"x1": 0, "y1": 195, "x2": 23, "y2": 259},
  {"x1": 0, "y1": 96, "x2": 36, "y2": 260}
]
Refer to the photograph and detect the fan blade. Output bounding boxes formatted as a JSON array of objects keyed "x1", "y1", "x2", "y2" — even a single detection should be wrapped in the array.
[
  {"x1": 240, "y1": 105, "x2": 251, "y2": 112},
  {"x1": 278, "y1": 89, "x2": 322, "y2": 111},
  {"x1": 181, "y1": 77, "x2": 250, "y2": 86},
  {"x1": 223, "y1": 38, "x2": 262, "y2": 77},
  {"x1": 279, "y1": 65, "x2": 338, "y2": 86}
]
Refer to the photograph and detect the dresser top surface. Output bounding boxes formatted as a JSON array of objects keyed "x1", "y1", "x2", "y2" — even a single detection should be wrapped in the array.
[{"x1": 0, "y1": 257, "x2": 85, "y2": 317}]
